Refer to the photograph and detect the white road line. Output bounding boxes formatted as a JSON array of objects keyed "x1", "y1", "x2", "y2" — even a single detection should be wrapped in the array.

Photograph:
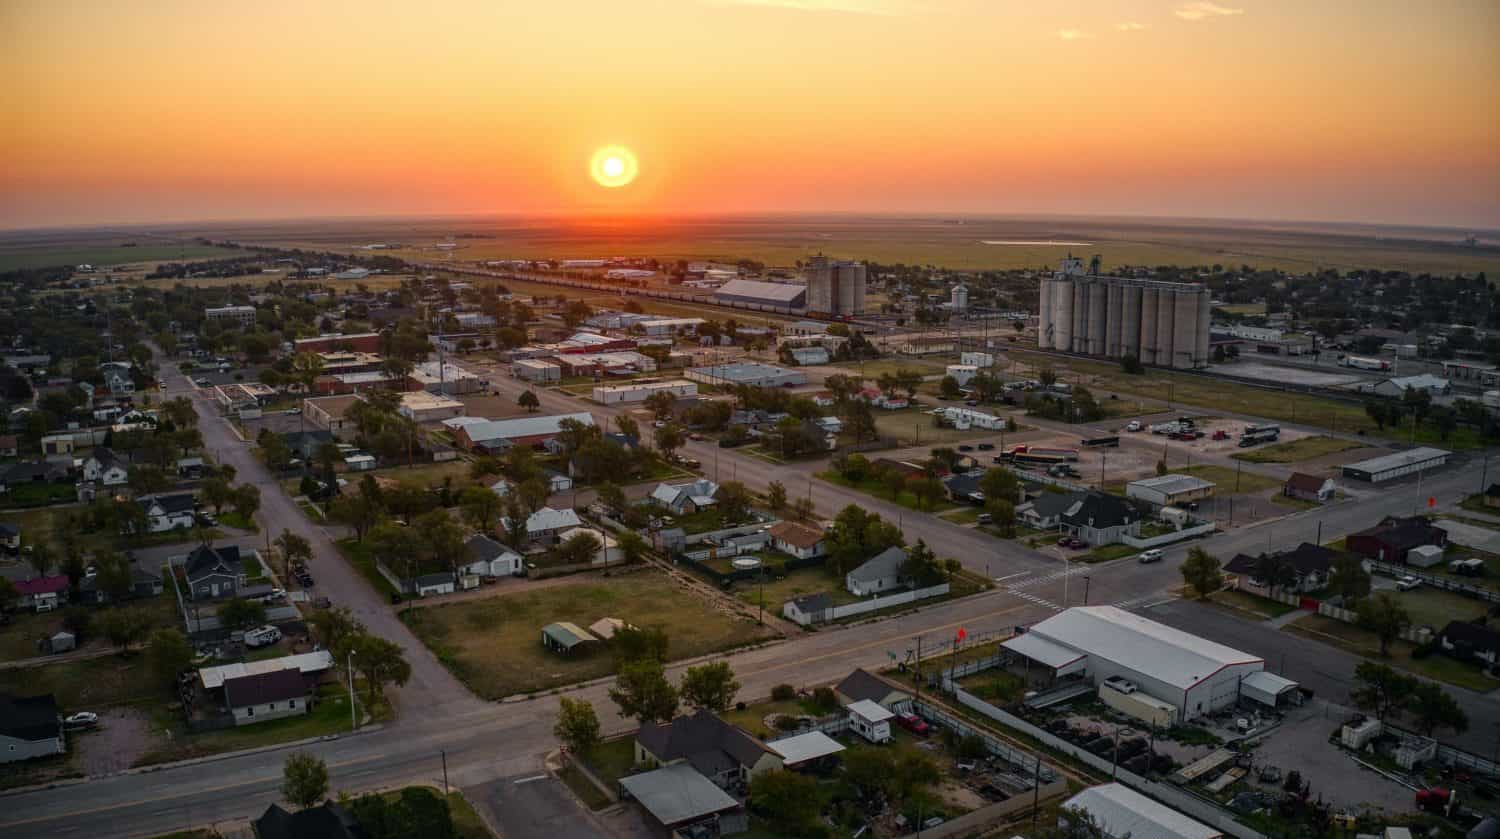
[{"x1": 513, "y1": 774, "x2": 548, "y2": 784}]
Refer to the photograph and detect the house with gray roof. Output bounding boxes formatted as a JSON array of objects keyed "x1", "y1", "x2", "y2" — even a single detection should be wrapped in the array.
[
  {"x1": 845, "y1": 546, "x2": 910, "y2": 597},
  {"x1": 834, "y1": 668, "x2": 913, "y2": 713},
  {"x1": 782, "y1": 592, "x2": 832, "y2": 626},
  {"x1": 1059, "y1": 491, "x2": 1142, "y2": 546},
  {"x1": 461, "y1": 534, "x2": 523, "y2": 578},
  {"x1": 181, "y1": 544, "x2": 245, "y2": 601},
  {"x1": 635, "y1": 710, "x2": 781, "y2": 789},
  {"x1": 1019, "y1": 490, "x2": 1085, "y2": 530},
  {"x1": 649, "y1": 479, "x2": 720, "y2": 515},
  {"x1": 618, "y1": 763, "x2": 748, "y2": 837}
]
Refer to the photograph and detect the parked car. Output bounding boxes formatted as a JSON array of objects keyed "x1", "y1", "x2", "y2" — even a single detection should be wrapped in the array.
[
  {"x1": 1396, "y1": 576, "x2": 1421, "y2": 591},
  {"x1": 976, "y1": 513, "x2": 993, "y2": 525},
  {"x1": 1056, "y1": 536, "x2": 1073, "y2": 547},
  {"x1": 977, "y1": 442, "x2": 994, "y2": 451},
  {"x1": 64, "y1": 712, "x2": 99, "y2": 729},
  {"x1": 1067, "y1": 538, "x2": 1088, "y2": 549},
  {"x1": 896, "y1": 712, "x2": 931, "y2": 736},
  {"x1": 1137, "y1": 549, "x2": 1164, "y2": 564},
  {"x1": 1125, "y1": 420, "x2": 1143, "y2": 432},
  {"x1": 964, "y1": 399, "x2": 979, "y2": 406},
  {"x1": 957, "y1": 444, "x2": 974, "y2": 452},
  {"x1": 687, "y1": 433, "x2": 705, "y2": 441}
]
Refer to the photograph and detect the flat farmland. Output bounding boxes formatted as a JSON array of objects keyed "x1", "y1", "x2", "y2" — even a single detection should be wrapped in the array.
[
  {"x1": 400, "y1": 570, "x2": 778, "y2": 699},
  {"x1": 0, "y1": 232, "x2": 243, "y2": 271}
]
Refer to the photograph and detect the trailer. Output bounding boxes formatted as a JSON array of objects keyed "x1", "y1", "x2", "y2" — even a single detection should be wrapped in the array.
[
  {"x1": 1238, "y1": 428, "x2": 1281, "y2": 447},
  {"x1": 1004, "y1": 451, "x2": 1069, "y2": 467},
  {"x1": 1081, "y1": 436, "x2": 1120, "y2": 448},
  {"x1": 1342, "y1": 356, "x2": 1391, "y2": 371},
  {"x1": 1015, "y1": 445, "x2": 1080, "y2": 461}
]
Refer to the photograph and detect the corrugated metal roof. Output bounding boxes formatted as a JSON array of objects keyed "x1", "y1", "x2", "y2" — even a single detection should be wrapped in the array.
[
  {"x1": 715, "y1": 279, "x2": 807, "y2": 303},
  {"x1": 1028, "y1": 606, "x2": 1261, "y2": 691},
  {"x1": 199, "y1": 651, "x2": 334, "y2": 690},
  {"x1": 618, "y1": 763, "x2": 739, "y2": 826},
  {"x1": 1343, "y1": 447, "x2": 1450, "y2": 475},
  {"x1": 768, "y1": 731, "x2": 846, "y2": 764},
  {"x1": 1064, "y1": 783, "x2": 1222, "y2": 839},
  {"x1": 458, "y1": 412, "x2": 595, "y2": 443}
]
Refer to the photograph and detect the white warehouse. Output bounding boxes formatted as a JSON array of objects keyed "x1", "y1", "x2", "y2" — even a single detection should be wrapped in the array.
[
  {"x1": 591, "y1": 379, "x2": 697, "y2": 405},
  {"x1": 1003, "y1": 606, "x2": 1268, "y2": 720}
]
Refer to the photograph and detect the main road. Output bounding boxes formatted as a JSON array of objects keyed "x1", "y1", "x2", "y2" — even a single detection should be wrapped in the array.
[{"x1": 2, "y1": 350, "x2": 1492, "y2": 837}]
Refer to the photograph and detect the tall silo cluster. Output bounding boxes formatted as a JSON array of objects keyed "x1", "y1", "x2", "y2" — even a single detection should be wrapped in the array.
[
  {"x1": 803, "y1": 255, "x2": 867, "y2": 316},
  {"x1": 1037, "y1": 269, "x2": 1211, "y2": 369}
]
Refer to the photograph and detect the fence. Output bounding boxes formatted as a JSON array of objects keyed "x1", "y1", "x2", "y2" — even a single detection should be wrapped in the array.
[
  {"x1": 1368, "y1": 559, "x2": 1500, "y2": 605},
  {"x1": 1123, "y1": 521, "x2": 1217, "y2": 549},
  {"x1": 785, "y1": 584, "x2": 951, "y2": 625},
  {"x1": 683, "y1": 518, "x2": 780, "y2": 547},
  {"x1": 683, "y1": 553, "x2": 826, "y2": 588},
  {"x1": 897, "y1": 777, "x2": 1070, "y2": 839},
  {"x1": 947, "y1": 686, "x2": 1268, "y2": 839}
]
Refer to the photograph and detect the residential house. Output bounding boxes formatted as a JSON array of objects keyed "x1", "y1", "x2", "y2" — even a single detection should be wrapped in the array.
[
  {"x1": 1439, "y1": 620, "x2": 1500, "y2": 666},
  {"x1": 942, "y1": 469, "x2": 988, "y2": 505},
  {"x1": 0, "y1": 522, "x2": 19, "y2": 553},
  {"x1": 635, "y1": 709, "x2": 782, "y2": 789},
  {"x1": 1484, "y1": 483, "x2": 1500, "y2": 510},
  {"x1": 782, "y1": 592, "x2": 832, "y2": 626},
  {"x1": 137, "y1": 493, "x2": 198, "y2": 533},
  {"x1": 1059, "y1": 491, "x2": 1142, "y2": 546},
  {"x1": 461, "y1": 534, "x2": 523, "y2": 578},
  {"x1": 1225, "y1": 543, "x2": 1336, "y2": 594},
  {"x1": 78, "y1": 557, "x2": 164, "y2": 605},
  {"x1": 542, "y1": 469, "x2": 573, "y2": 494},
  {"x1": 301, "y1": 394, "x2": 364, "y2": 440},
  {"x1": 845, "y1": 546, "x2": 910, "y2": 597},
  {"x1": 0, "y1": 694, "x2": 64, "y2": 763},
  {"x1": 1284, "y1": 473, "x2": 1335, "y2": 503},
  {"x1": 252, "y1": 801, "x2": 363, "y2": 839},
  {"x1": 768, "y1": 521, "x2": 826, "y2": 559},
  {"x1": 175, "y1": 457, "x2": 205, "y2": 479},
  {"x1": 0, "y1": 460, "x2": 70, "y2": 494},
  {"x1": 859, "y1": 387, "x2": 909, "y2": 410},
  {"x1": 414, "y1": 572, "x2": 456, "y2": 597},
  {"x1": 0, "y1": 434, "x2": 17, "y2": 457},
  {"x1": 182, "y1": 544, "x2": 245, "y2": 601},
  {"x1": 82, "y1": 447, "x2": 129, "y2": 486},
  {"x1": 502, "y1": 506, "x2": 583, "y2": 545},
  {"x1": 1346, "y1": 515, "x2": 1449, "y2": 564},
  {"x1": 727, "y1": 409, "x2": 788, "y2": 434},
  {"x1": 835, "y1": 668, "x2": 913, "y2": 713},
  {"x1": 649, "y1": 479, "x2": 720, "y2": 515},
  {"x1": 813, "y1": 415, "x2": 843, "y2": 435},
  {"x1": 223, "y1": 669, "x2": 313, "y2": 726},
  {"x1": 450, "y1": 412, "x2": 596, "y2": 454},
  {"x1": 14, "y1": 576, "x2": 68, "y2": 610},
  {"x1": 1018, "y1": 491, "x2": 1084, "y2": 530},
  {"x1": 104, "y1": 367, "x2": 135, "y2": 396}
]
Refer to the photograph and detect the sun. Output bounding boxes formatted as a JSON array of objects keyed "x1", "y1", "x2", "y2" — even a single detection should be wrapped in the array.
[{"x1": 590, "y1": 145, "x2": 638, "y2": 188}]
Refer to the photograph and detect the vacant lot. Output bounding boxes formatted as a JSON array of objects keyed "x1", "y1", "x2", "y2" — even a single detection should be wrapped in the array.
[
  {"x1": 0, "y1": 597, "x2": 179, "y2": 664},
  {"x1": 401, "y1": 571, "x2": 778, "y2": 699},
  {"x1": 1392, "y1": 585, "x2": 1490, "y2": 630},
  {"x1": 817, "y1": 470, "x2": 960, "y2": 514},
  {"x1": 1231, "y1": 436, "x2": 1363, "y2": 464},
  {"x1": 733, "y1": 564, "x2": 858, "y2": 612},
  {"x1": 0, "y1": 653, "x2": 164, "y2": 710},
  {"x1": 1179, "y1": 464, "x2": 1281, "y2": 495}
]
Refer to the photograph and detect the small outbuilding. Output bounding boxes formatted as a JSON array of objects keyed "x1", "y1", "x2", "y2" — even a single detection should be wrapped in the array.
[
  {"x1": 768, "y1": 731, "x2": 846, "y2": 771},
  {"x1": 541, "y1": 622, "x2": 598, "y2": 654},
  {"x1": 1240, "y1": 670, "x2": 1300, "y2": 708},
  {"x1": 618, "y1": 763, "x2": 748, "y2": 836}
]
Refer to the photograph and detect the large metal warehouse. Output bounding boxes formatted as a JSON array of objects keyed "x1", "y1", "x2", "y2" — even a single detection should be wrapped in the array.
[
  {"x1": 714, "y1": 278, "x2": 807, "y2": 309},
  {"x1": 1003, "y1": 606, "x2": 1266, "y2": 720},
  {"x1": 1341, "y1": 447, "x2": 1451, "y2": 483},
  {"x1": 1062, "y1": 783, "x2": 1223, "y2": 839}
]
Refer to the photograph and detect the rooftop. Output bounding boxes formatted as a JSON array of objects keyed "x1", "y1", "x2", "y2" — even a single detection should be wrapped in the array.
[
  {"x1": 1028, "y1": 606, "x2": 1261, "y2": 691},
  {"x1": 199, "y1": 651, "x2": 335, "y2": 691},
  {"x1": 1343, "y1": 447, "x2": 1451, "y2": 475},
  {"x1": 458, "y1": 412, "x2": 596, "y2": 442},
  {"x1": 618, "y1": 763, "x2": 740, "y2": 827},
  {"x1": 768, "y1": 731, "x2": 846, "y2": 765},
  {"x1": 1128, "y1": 474, "x2": 1216, "y2": 494},
  {"x1": 1064, "y1": 783, "x2": 1222, "y2": 839}
]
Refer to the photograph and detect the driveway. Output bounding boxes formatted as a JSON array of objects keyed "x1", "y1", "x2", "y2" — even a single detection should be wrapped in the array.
[
  {"x1": 75, "y1": 707, "x2": 156, "y2": 776},
  {"x1": 468, "y1": 774, "x2": 607, "y2": 839}
]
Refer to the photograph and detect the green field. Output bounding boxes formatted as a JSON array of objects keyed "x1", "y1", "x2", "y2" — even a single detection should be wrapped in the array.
[
  {"x1": 0, "y1": 242, "x2": 242, "y2": 271},
  {"x1": 1179, "y1": 464, "x2": 1282, "y2": 495},
  {"x1": 1231, "y1": 436, "x2": 1364, "y2": 463}
]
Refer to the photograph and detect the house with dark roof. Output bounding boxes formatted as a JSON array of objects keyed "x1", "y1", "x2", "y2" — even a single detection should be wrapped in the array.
[
  {"x1": 1060, "y1": 491, "x2": 1142, "y2": 546},
  {"x1": 845, "y1": 546, "x2": 909, "y2": 597},
  {"x1": 1018, "y1": 491, "x2": 1084, "y2": 530},
  {"x1": 834, "y1": 668, "x2": 913, "y2": 713},
  {"x1": 1346, "y1": 515, "x2": 1448, "y2": 565},
  {"x1": 78, "y1": 556, "x2": 164, "y2": 605},
  {"x1": 0, "y1": 522, "x2": 19, "y2": 553},
  {"x1": 253, "y1": 801, "x2": 364, "y2": 839},
  {"x1": 82, "y1": 447, "x2": 129, "y2": 486},
  {"x1": 138, "y1": 492, "x2": 198, "y2": 533},
  {"x1": 224, "y1": 669, "x2": 313, "y2": 726},
  {"x1": 782, "y1": 592, "x2": 832, "y2": 626},
  {"x1": 281, "y1": 429, "x2": 337, "y2": 461},
  {"x1": 1440, "y1": 621, "x2": 1500, "y2": 666},
  {"x1": 182, "y1": 544, "x2": 245, "y2": 601},
  {"x1": 635, "y1": 710, "x2": 782, "y2": 790},
  {"x1": 1484, "y1": 483, "x2": 1500, "y2": 510},
  {"x1": 1284, "y1": 473, "x2": 1335, "y2": 503},
  {"x1": 461, "y1": 534, "x2": 523, "y2": 578},
  {"x1": 0, "y1": 693, "x2": 64, "y2": 763},
  {"x1": 942, "y1": 469, "x2": 988, "y2": 505},
  {"x1": 0, "y1": 460, "x2": 70, "y2": 493},
  {"x1": 1225, "y1": 543, "x2": 1337, "y2": 594}
]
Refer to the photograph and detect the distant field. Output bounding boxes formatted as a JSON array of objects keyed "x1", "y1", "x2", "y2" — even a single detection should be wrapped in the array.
[
  {"x1": 0, "y1": 242, "x2": 241, "y2": 271},
  {"x1": 1216, "y1": 303, "x2": 1267, "y2": 316},
  {"x1": 112, "y1": 214, "x2": 1500, "y2": 275},
  {"x1": 1232, "y1": 436, "x2": 1363, "y2": 463}
]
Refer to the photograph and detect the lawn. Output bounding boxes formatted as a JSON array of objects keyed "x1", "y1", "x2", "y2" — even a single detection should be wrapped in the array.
[
  {"x1": 336, "y1": 537, "x2": 404, "y2": 600},
  {"x1": 581, "y1": 736, "x2": 638, "y2": 788},
  {"x1": 362, "y1": 788, "x2": 493, "y2": 839},
  {"x1": 1460, "y1": 495, "x2": 1500, "y2": 516},
  {"x1": 1207, "y1": 589, "x2": 1298, "y2": 620},
  {"x1": 558, "y1": 762, "x2": 612, "y2": 810},
  {"x1": 828, "y1": 358, "x2": 945, "y2": 380},
  {"x1": 939, "y1": 507, "x2": 983, "y2": 525},
  {"x1": 216, "y1": 511, "x2": 258, "y2": 531},
  {"x1": 1394, "y1": 586, "x2": 1490, "y2": 630},
  {"x1": 3, "y1": 481, "x2": 81, "y2": 508},
  {"x1": 1076, "y1": 544, "x2": 1138, "y2": 564},
  {"x1": 400, "y1": 571, "x2": 778, "y2": 699},
  {"x1": 0, "y1": 652, "x2": 165, "y2": 710},
  {"x1": 733, "y1": 564, "x2": 859, "y2": 611},
  {"x1": 816, "y1": 470, "x2": 961, "y2": 514},
  {"x1": 872, "y1": 408, "x2": 993, "y2": 447},
  {"x1": 368, "y1": 460, "x2": 478, "y2": 490},
  {"x1": 1286, "y1": 614, "x2": 1499, "y2": 693},
  {"x1": 1177, "y1": 464, "x2": 1281, "y2": 495},
  {"x1": 1231, "y1": 436, "x2": 1363, "y2": 464},
  {"x1": 957, "y1": 669, "x2": 1026, "y2": 705}
]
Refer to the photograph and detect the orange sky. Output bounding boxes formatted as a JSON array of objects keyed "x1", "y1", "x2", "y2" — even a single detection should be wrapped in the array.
[{"x1": 2, "y1": 0, "x2": 1497, "y2": 228}]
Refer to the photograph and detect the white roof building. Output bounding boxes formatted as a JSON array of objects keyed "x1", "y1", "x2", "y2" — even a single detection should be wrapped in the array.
[
  {"x1": 1063, "y1": 783, "x2": 1223, "y2": 839},
  {"x1": 1003, "y1": 607, "x2": 1264, "y2": 720},
  {"x1": 198, "y1": 651, "x2": 334, "y2": 691}
]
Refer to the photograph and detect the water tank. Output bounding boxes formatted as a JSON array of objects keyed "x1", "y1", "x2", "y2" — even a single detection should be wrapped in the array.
[
  {"x1": 1121, "y1": 284, "x2": 1143, "y2": 361},
  {"x1": 1174, "y1": 292, "x2": 1199, "y2": 369},
  {"x1": 1155, "y1": 288, "x2": 1176, "y2": 366},
  {"x1": 1139, "y1": 288, "x2": 1159, "y2": 365},
  {"x1": 1104, "y1": 282, "x2": 1123, "y2": 358},
  {"x1": 1087, "y1": 282, "x2": 1107, "y2": 356},
  {"x1": 731, "y1": 557, "x2": 761, "y2": 570}
]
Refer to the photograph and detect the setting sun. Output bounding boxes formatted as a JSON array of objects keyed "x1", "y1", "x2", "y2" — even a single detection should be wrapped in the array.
[{"x1": 590, "y1": 145, "x2": 638, "y2": 189}]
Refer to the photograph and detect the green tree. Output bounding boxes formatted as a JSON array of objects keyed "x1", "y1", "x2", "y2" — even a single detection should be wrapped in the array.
[
  {"x1": 612, "y1": 625, "x2": 670, "y2": 665},
  {"x1": 201, "y1": 476, "x2": 234, "y2": 514},
  {"x1": 765, "y1": 480, "x2": 788, "y2": 513},
  {"x1": 1179, "y1": 547, "x2": 1222, "y2": 599},
  {"x1": 281, "y1": 752, "x2": 330, "y2": 810},
  {"x1": 306, "y1": 606, "x2": 361, "y2": 655},
  {"x1": 0, "y1": 577, "x2": 17, "y2": 611},
  {"x1": 615, "y1": 530, "x2": 649, "y2": 566},
  {"x1": 748, "y1": 770, "x2": 823, "y2": 837},
  {"x1": 554, "y1": 696, "x2": 602, "y2": 755},
  {"x1": 275, "y1": 530, "x2": 313, "y2": 570},
  {"x1": 552, "y1": 530, "x2": 602, "y2": 566},
  {"x1": 900, "y1": 539, "x2": 944, "y2": 587},
  {"x1": 219, "y1": 597, "x2": 268, "y2": 630},
  {"x1": 459, "y1": 485, "x2": 503, "y2": 533},
  {"x1": 146, "y1": 628, "x2": 195, "y2": 692},
  {"x1": 518, "y1": 390, "x2": 540, "y2": 413},
  {"x1": 1351, "y1": 661, "x2": 1414, "y2": 720},
  {"x1": 1365, "y1": 401, "x2": 1388, "y2": 431},
  {"x1": 1120, "y1": 353, "x2": 1144, "y2": 375},
  {"x1": 791, "y1": 496, "x2": 817, "y2": 522},
  {"x1": 680, "y1": 661, "x2": 740, "y2": 713},
  {"x1": 608, "y1": 658, "x2": 679, "y2": 724},
  {"x1": 1038, "y1": 367, "x2": 1058, "y2": 388},
  {"x1": 1355, "y1": 592, "x2": 1411, "y2": 656},
  {"x1": 979, "y1": 466, "x2": 1018, "y2": 503},
  {"x1": 653, "y1": 422, "x2": 686, "y2": 462},
  {"x1": 348, "y1": 632, "x2": 412, "y2": 705},
  {"x1": 1327, "y1": 554, "x2": 1371, "y2": 602},
  {"x1": 96, "y1": 606, "x2": 153, "y2": 653},
  {"x1": 93, "y1": 550, "x2": 134, "y2": 603},
  {"x1": 985, "y1": 498, "x2": 1016, "y2": 537},
  {"x1": 1409, "y1": 680, "x2": 1468, "y2": 737},
  {"x1": 938, "y1": 375, "x2": 962, "y2": 400}
]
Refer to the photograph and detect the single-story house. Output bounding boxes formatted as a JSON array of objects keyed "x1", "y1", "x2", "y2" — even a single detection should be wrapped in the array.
[
  {"x1": 845, "y1": 546, "x2": 909, "y2": 597},
  {"x1": 414, "y1": 572, "x2": 456, "y2": 598},
  {"x1": 282, "y1": 429, "x2": 337, "y2": 461},
  {"x1": 14, "y1": 575, "x2": 69, "y2": 610},
  {"x1": 1284, "y1": 472, "x2": 1335, "y2": 503},
  {"x1": 0, "y1": 460, "x2": 70, "y2": 493},
  {"x1": 182, "y1": 544, "x2": 245, "y2": 601},
  {"x1": 557, "y1": 527, "x2": 623, "y2": 565},
  {"x1": 943, "y1": 469, "x2": 988, "y2": 505},
  {"x1": 541, "y1": 622, "x2": 598, "y2": 654},
  {"x1": 138, "y1": 492, "x2": 198, "y2": 533},
  {"x1": 223, "y1": 669, "x2": 312, "y2": 726},
  {"x1": 768, "y1": 521, "x2": 826, "y2": 559},
  {"x1": 649, "y1": 479, "x2": 720, "y2": 515},
  {"x1": 1019, "y1": 491, "x2": 1084, "y2": 530},
  {"x1": 502, "y1": 506, "x2": 583, "y2": 545},
  {"x1": 1060, "y1": 491, "x2": 1142, "y2": 546},
  {"x1": 0, "y1": 522, "x2": 19, "y2": 552},
  {"x1": 1439, "y1": 620, "x2": 1500, "y2": 666},
  {"x1": 1346, "y1": 515, "x2": 1449, "y2": 564},
  {"x1": 635, "y1": 709, "x2": 782, "y2": 789},
  {"x1": 1225, "y1": 542, "x2": 1336, "y2": 594},
  {"x1": 618, "y1": 763, "x2": 748, "y2": 837},
  {"x1": 176, "y1": 457, "x2": 206, "y2": 479},
  {"x1": 782, "y1": 592, "x2": 832, "y2": 626},
  {"x1": 835, "y1": 668, "x2": 913, "y2": 713},
  {"x1": 82, "y1": 447, "x2": 130, "y2": 486},
  {"x1": 462, "y1": 534, "x2": 523, "y2": 578},
  {"x1": 253, "y1": 801, "x2": 363, "y2": 839},
  {"x1": 0, "y1": 693, "x2": 64, "y2": 763},
  {"x1": 78, "y1": 557, "x2": 164, "y2": 605},
  {"x1": 542, "y1": 469, "x2": 573, "y2": 494}
]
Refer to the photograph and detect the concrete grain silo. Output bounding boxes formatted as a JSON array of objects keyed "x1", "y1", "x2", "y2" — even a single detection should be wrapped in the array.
[
  {"x1": 1155, "y1": 288, "x2": 1176, "y2": 366},
  {"x1": 1087, "y1": 282, "x2": 1108, "y2": 356},
  {"x1": 1174, "y1": 292, "x2": 1200, "y2": 369},
  {"x1": 1104, "y1": 283, "x2": 1123, "y2": 357},
  {"x1": 1038, "y1": 277, "x2": 1054, "y2": 349},
  {"x1": 1071, "y1": 280, "x2": 1087, "y2": 353},
  {"x1": 1121, "y1": 284, "x2": 1142, "y2": 360},
  {"x1": 1139, "y1": 287, "x2": 1159, "y2": 365},
  {"x1": 1053, "y1": 277, "x2": 1074, "y2": 351},
  {"x1": 1197, "y1": 293, "x2": 1212, "y2": 366}
]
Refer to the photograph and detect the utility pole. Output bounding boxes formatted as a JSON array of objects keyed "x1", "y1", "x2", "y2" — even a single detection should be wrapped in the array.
[
  {"x1": 347, "y1": 651, "x2": 357, "y2": 731},
  {"x1": 442, "y1": 750, "x2": 449, "y2": 796},
  {"x1": 1083, "y1": 575, "x2": 1091, "y2": 606}
]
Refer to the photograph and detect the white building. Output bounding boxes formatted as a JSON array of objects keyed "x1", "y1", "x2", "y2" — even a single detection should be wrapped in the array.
[
  {"x1": 846, "y1": 699, "x2": 893, "y2": 743},
  {"x1": 961, "y1": 351, "x2": 995, "y2": 368},
  {"x1": 398, "y1": 391, "x2": 467, "y2": 423},
  {"x1": 1002, "y1": 606, "x2": 1266, "y2": 720},
  {"x1": 592, "y1": 380, "x2": 697, "y2": 405},
  {"x1": 1125, "y1": 474, "x2": 1216, "y2": 508},
  {"x1": 950, "y1": 283, "x2": 969, "y2": 311},
  {"x1": 512, "y1": 359, "x2": 562, "y2": 382},
  {"x1": 204, "y1": 305, "x2": 256, "y2": 326},
  {"x1": 945, "y1": 364, "x2": 978, "y2": 386},
  {"x1": 637, "y1": 318, "x2": 705, "y2": 336},
  {"x1": 410, "y1": 360, "x2": 486, "y2": 395},
  {"x1": 936, "y1": 406, "x2": 1006, "y2": 430},
  {"x1": 1062, "y1": 783, "x2": 1222, "y2": 839}
]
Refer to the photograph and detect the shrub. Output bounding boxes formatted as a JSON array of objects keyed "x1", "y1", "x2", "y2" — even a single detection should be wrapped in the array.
[
  {"x1": 774, "y1": 715, "x2": 802, "y2": 731},
  {"x1": 771, "y1": 683, "x2": 796, "y2": 701},
  {"x1": 811, "y1": 686, "x2": 838, "y2": 712}
]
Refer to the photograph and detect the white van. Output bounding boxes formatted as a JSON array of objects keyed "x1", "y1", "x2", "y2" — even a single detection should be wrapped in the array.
[{"x1": 244, "y1": 625, "x2": 282, "y2": 648}]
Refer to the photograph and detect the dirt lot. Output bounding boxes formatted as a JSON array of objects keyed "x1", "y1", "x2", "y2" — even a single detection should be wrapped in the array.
[
  {"x1": 457, "y1": 392, "x2": 535, "y2": 420},
  {"x1": 76, "y1": 707, "x2": 157, "y2": 775}
]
